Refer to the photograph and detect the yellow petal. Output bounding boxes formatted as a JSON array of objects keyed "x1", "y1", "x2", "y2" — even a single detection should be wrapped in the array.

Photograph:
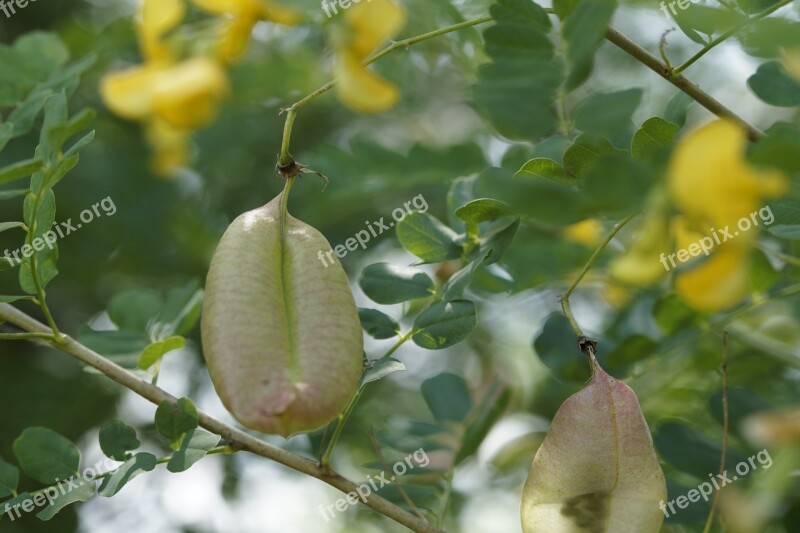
[
  {"x1": 609, "y1": 210, "x2": 670, "y2": 287},
  {"x1": 150, "y1": 58, "x2": 229, "y2": 129},
  {"x1": 146, "y1": 119, "x2": 191, "y2": 176},
  {"x1": 562, "y1": 219, "x2": 604, "y2": 247},
  {"x1": 216, "y1": 15, "x2": 260, "y2": 60},
  {"x1": 347, "y1": 0, "x2": 405, "y2": 58},
  {"x1": 192, "y1": 0, "x2": 301, "y2": 24},
  {"x1": 140, "y1": 0, "x2": 186, "y2": 61},
  {"x1": 668, "y1": 120, "x2": 788, "y2": 230},
  {"x1": 100, "y1": 65, "x2": 159, "y2": 120},
  {"x1": 334, "y1": 50, "x2": 399, "y2": 113},
  {"x1": 675, "y1": 245, "x2": 751, "y2": 312}
]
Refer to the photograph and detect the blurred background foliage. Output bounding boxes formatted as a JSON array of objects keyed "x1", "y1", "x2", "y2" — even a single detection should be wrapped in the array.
[{"x1": 1, "y1": 0, "x2": 800, "y2": 532}]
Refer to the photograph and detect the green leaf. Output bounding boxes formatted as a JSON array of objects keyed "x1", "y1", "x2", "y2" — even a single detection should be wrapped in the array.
[
  {"x1": 421, "y1": 373, "x2": 473, "y2": 422},
  {"x1": 138, "y1": 336, "x2": 185, "y2": 370},
  {"x1": 574, "y1": 89, "x2": 642, "y2": 138},
  {"x1": 533, "y1": 313, "x2": 591, "y2": 383},
  {"x1": 739, "y1": 19, "x2": 800, "y2": 58},
  {"x1": 748, "y1": 61, "x2": 800, "y2": 107},
  {"x1": 157, "y1": 279, "x2": 204, "y2": 337},
  {"x1": 359, "y1": 263, "x2": 435, "y2": 304},
  {"x1": 36, "y1": 478, "x2": 96, "y2": 521},
  {"x1": 456, "y1": 380, "x2": 511, "y2": 464},
  {"x1": 0, "y1": 122, "x2": 13, "y2": 152},
  {"x1": 0, "y1": 492, "x2": 31, "y2": 521},
  {"x1": 13, "y1": 32, "x2": 69, "y2": 80},
  {"x1": 442, "y1": 253, "x2": 489, "y2": 301},
  {"x1": 97, "y1": 453, "x2": 156, "y2": 497},
  {"x1": 412, "y1": 300, "x2": 477, "y2": 350},
  {"x1": 8, "y1": 89, "x2": 52, "y2": 138},
  {"x1": 605, "y1": 335, "x2": 657, "y2": 372},
  {"x1": 43, "y1": 154, "x2": 80, "y2": 190},
  {"x1": 516, "y1": 158, "x2": 569, "y2": 182},
  {"x1": 0, "y1": 158, "x2": 43, "y2": 186},
  {"x1": 0, "y1": 296, "x2": 34, "y2": 303},
  {"x1": 654, "y1": 422, "x2": 747, "y2": 479},
  {"x1": 749, "y1": 122, "x2": 800, "y2": 173},
  {"x1": 478, "y1": 218, "x2": 520, "y2": 264},
  {"x1": 363, "y1": 357, "x2": 406, "y2": 385},
  {"x1": 358, "y1": 308, "x2": 400, "y2": 339},
  {"x1": 155, "y1": 398, "x2": 199, "y2": 449},
  {"x1": 473, "y1": 0, "x2": 562, "y2": 139},
  {"x1": 512, "y1": 178, "x2": 584, "y2": 225},
  {"x1": 455, "y1": 199, "x2": 512, "y2": 224},
  {"x1": 664, "y1": 92, "x2": 694, "y2": 127},
  {"x1": 108, "y1": 289, "x2": 163, "y2": 332},
  {"x1": 63, "y1": 130, "x2": 95, "y2": 159},
  {"x1": 561, "y1": 0, "x2": 617, "y2": 89},
  {"x1": 396, "y1": 212, "x2": 461, "y2": 263},
  {"x1": 99, "y1": 421, "x2": 140, "y2": 461},
  {"x1": 167, "y1": 429, "x2": 220, "y2": 473},
  {"x1": 76, "y1": 327, "x2": 149, "y2": 357},
  {"x1": 631, "y1": 117, "x2": 679, "y2": 160},
  {"x1": 447, "y1": 176, "x2": 476, "y2": 233},
  {"x1": 674, "y1": 4, "x2": 746, "y2": 37},
  {"x1": 581, "y1": 154, "x2": 654, "y2": 216},
  {"x1": 769, "y1": 225, "x2": 800, "y2": 239},
  {"x1": 0, "y1": 222, "x2": 23, "y2": 233},
  {"x1": 0, "y1": 189, "x2": 29, "y2": 201},
  {"x1": 563, "y1": 134, "x2": 625, "y2": 177},
  {"x1": 0, "y1": 456, "x2": 19, "y2": 499},
  {"x1": 13, "y1": 427, "x2": 80, "y2": 484}
]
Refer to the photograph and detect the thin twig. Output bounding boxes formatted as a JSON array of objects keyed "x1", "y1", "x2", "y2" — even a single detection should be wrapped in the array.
[
  {"x1": 604, "y1": 27, "x2": 763, "y2": 141},
  {"x1": 368, "y1": 429, "x2": 428, "y2": 522},
  {"x1": 0, "y1": 303, "x2": 442, "y2": 533},
  {"x1": 703, "y1": 332, "x2": 730, "y2": 533},
  {"x1": 672, "y1": 0, "x2": 792, "y2": 75},
  {"x1": 560, "y1": 213, "x2": 638, "y2": 338}
]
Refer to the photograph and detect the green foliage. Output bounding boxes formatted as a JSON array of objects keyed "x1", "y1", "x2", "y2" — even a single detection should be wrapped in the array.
[
  {"x1": 99, "y1": 421, "x2": 140, "y2": 462},
  {"x1": 155, "y1": 398, "x2": 200, "y2": 450},
  {"x1": 12, "y1": 427, "x2": 80, "y2": 484}
]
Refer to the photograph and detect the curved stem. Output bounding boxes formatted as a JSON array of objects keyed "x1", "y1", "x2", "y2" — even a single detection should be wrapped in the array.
[
  {"x1": 672, "y1": 0, "x2": 792, "y2": 76},
  {"x1": 604, "y1": 26, "x2": 763, "y2": 141},
  {"x1": 0, "y1": 303, "x2": 441, "y2": 533},
  {"x1": 320, "y1": 331, "x2": 412, "y2": 467},
  {"x1": 278, "y1": 16, "x2": 492, "y2": 165},
  {"x1": 560, "y1": 213, "x2": 638, "y2": 338},
  {"x1": 702, "y1": 332, "x2": 729, "y2": 533}
]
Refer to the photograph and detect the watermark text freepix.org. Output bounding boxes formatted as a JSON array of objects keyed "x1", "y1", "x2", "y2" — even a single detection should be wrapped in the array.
[
  {"x1": 317, "y1": 194, "x2": 428, "y2": 268},
  {"x1": 660, "y1": 0, "x2": 698, "y2": 19},
  {"x1": 659, "y1": 448, "x2": 772, "y2": 518},
  {"x1": 321, "y1": 0, "x2": 372, "y2": 18},
  {"x1": 0, "y1": 0, "x2": 36, "y2": 19},
  {"x1": 659, "y1": 206, "x2": 774, "y2": 272},
  {"x1": 318, "y1": 447, "x2": 430, "y2": 521},
  {"x1": 3, "y1": 196, "x2": 116, "y2": 267},
  {"x1": 3, "y1": 456, "x2": 119, "y2": 521}
]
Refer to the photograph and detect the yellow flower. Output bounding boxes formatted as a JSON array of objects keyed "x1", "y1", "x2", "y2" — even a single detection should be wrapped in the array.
[
  {"x1": 671, "y1": 216, "x2": 752, "y2": 312},
  {"x1": 138, "y1": 0, "x2": 186, "y2": 62},
  {"x1": 101, "y1": 0, "x2": 230, "y2": 174},
  {"x1": 668, "y1": 120, "x2": 787, "y2": 232},
  {"x1": 561, "y1": 219, "x2": 604, "y2": 247},
  {"x1": 192, "y1": 0, "x2": 302, "y2": 60},
  {"x1": 667, "y1": 120, "x2": 788, "y2": 312},
  {"x1": 333, "y1": 0, "x2": 405, "y2": 113},
  {"x1": 101, "y1": 58, "x2": 229, "y2": 130}
]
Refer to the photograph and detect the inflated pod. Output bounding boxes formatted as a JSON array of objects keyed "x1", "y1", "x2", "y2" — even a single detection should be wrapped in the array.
[
  {"x1": 521, "y1": 359, "x2": 667, "y2": 533},
  {"x1": 202, "y1": 192, "x2": 363, "y2": 437}
]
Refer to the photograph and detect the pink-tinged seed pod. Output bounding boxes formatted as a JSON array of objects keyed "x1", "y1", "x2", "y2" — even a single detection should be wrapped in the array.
[
  {"x1": 202, "y1": 192, "x2": 363, "y2": 437},
  {"x1": 521, "y1": 359, "x2": 667, "y2": 533}
]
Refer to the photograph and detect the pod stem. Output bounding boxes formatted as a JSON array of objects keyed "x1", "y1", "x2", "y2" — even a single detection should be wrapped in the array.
[{"x1": 560, "y1": 213, "x2": 637, "y2": 368}]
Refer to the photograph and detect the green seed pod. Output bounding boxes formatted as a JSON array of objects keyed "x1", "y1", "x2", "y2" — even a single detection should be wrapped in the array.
[
  {"x1": 201, "y1": 192, "x2": 363, "y2": 437},
  {"x1": 521, "y1": 358, "x2": 667, "y2": 533}
]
